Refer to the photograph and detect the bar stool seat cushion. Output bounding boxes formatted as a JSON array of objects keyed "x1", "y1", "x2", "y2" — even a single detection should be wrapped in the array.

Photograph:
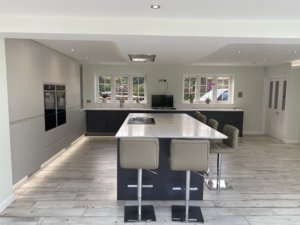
[
  {"x1": 210, "y1": 143, "x2": 235, "y2": 154},
  {"x1": 120, "y1": 138, "x2": 159, "y2": 170},
  {"x1": 170, "y1": 140, "x2": 209, "y2": 171}
]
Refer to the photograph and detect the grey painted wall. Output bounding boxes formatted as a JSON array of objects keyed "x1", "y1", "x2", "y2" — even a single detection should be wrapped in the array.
[
  {"x1": 82, "y1": 64, "x2": 265, "y2": 134},
  {"x1": 0, "y1": 38, "x2": 14, "y2": 209},
  {"x1": 5, "y1": 39, "x2": 85, "y2": 184},
  {"x1": 286, "y1": 67, "x2": 300, "y2": 142}
]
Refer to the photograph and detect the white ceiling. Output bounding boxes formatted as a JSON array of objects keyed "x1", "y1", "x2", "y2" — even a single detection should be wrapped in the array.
[{"x1": 3, "y1": 0, "x2": 300, "y2": 66}]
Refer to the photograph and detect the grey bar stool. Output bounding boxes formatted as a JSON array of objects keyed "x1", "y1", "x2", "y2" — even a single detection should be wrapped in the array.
[
  {"x1": 207, "y1": 119, "x2": 218, "y2": 130},
  {"x1": 120, "y1": 138, "x2": 159, "y2": 222},
  {"x1": 193, "y1": 111, "x2": 207, "y2": 124},
  {"x1": 192, "y1": 111, "x2": 202, "y2": 120},
  {"x1": 170, "y1": 139, "x2": 209, "y2": 222},
  {"x1": 205, "y1": 125, "x2": 239, "y2": 190},
  {"x1": 198, "y1": 114, "x2": 207, "y2": 124}
]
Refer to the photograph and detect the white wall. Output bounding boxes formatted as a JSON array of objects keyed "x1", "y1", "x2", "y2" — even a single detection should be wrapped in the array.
[
  {"x1": 6, "y1": 39, "x2": 85, "y2": 184},
  {"x1": 286, "y1": 67, "x2": 300, "y2": 142},
  {"x1": 265, "y1": 64, "x2": 291, "y2": 77},
  {"x1": 83, "y1": 64, "x2": 265, "y2": 134},
  {"x1": 0, "y1": 37, "x2": 14, "y2": 212}
]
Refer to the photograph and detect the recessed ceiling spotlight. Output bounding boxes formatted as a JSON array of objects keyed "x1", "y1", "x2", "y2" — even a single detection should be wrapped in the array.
[
  {"x1": 293, "y1": 51, "x2": 297, "y2": 54},
  {"x1": 263, "y1": 58, "x2": 267, "y2": 61},
  {"x1": 86, "y1": 57, "x2": 89, "y2": 60},
  {"x1": 151, "y1": 4, "x2": 160, "y2": 9},
  {"x1": 70, "y1": 48, "x2": 75, "y2": 52},
  {"x1": 237, "y1": 50, "x2": 241, "y2": 54}
]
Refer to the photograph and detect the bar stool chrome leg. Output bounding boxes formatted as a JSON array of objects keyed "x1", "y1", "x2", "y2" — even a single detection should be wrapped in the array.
[
  {"x1": 124, "y1": 169, "x2": 156, "y2": 222},
  {"x1": 137, "y1": 169, "x2": 142, "y2": 221},
  {"x1": 172, "y1": 170, "x2": 204, "y2": 222},
  {"x1": 205, "y1": 153, "x2": 232, "y2": 190}
]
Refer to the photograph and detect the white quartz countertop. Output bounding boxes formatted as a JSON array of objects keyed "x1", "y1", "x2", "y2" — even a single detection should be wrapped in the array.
[{"x1": 115, "y1": 113, "x2": 227, "y2": 139}]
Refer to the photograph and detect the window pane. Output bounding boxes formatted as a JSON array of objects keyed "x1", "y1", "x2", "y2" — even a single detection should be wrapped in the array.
[
  {"x1": 99, "y1": 75, "x2": 112, "y2": 100},
  {"x1": 115, "y1": 76, "x2": 129, "y2": 101},
  {"x1": 282, "y1": 80, "x2": 287, "y2": 110},
  {"x1": 199, "y1": 77, "x2": 214, "y2": 101},
  {"x1": 184, "y1": 77, "x2": 196, "y2": 102},
  {"x1": 274, "y1": 81, "x2": 279, "y2": 109},
  {"x1": 216, "y1": 77, "x2": 230, "y2": 102},
  {"x1": 132, "y1": 76, "x2": 145, "y2": 102},
  {"x1": 200, "y1": 77, "x2": 206, "y2": 85},
  {"x1": 269, "y1": 81, "x2": 273, "y2": 108}
]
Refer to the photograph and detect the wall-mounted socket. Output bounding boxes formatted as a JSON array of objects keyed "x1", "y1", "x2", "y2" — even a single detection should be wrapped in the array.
[
  {"x1": 159, "y1": 79, "x2": 167, "y2": 82},
  {"x1": 238, "y1": 92, "x2": 243, "y2": 98},
  {"x1": 86, "y1": 99, "x2": 91, "y2": 103}
]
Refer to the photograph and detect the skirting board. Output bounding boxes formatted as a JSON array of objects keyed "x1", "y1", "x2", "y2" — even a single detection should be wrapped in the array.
[
  {"x1": 71, "y1": 134, "x2": 85, "y2": 145},
  {"x1": 284, "y1": 139, "x2": 300, "y2": 144},
  {"x1": 13, "y1": 176, "x2": 28, "y2": 191},
  {"x1": 243, "y1": 131, "x2": 264, "y2": 135},
  {"x1": 0, "y1": 194, "x2": 15, "y2": 213}
]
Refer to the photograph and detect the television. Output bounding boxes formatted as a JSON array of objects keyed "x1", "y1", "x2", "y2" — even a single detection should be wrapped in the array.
[{"x1": 151, "y1": 95, "x2": 174, "y2": 109}]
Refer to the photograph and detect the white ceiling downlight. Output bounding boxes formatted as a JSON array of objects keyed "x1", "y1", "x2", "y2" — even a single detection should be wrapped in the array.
[
  {"x1": 151, "y1": 4, "x2": 160, "y2": 9},
  {"x1": 129, "y1": 54, "x2": 156, "y2": 62}
]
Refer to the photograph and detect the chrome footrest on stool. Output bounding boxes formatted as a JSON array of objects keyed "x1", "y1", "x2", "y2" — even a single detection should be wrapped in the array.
[
  {"x1": 205, "y1": 179, "x2": 232, "y2": 190},
  {"x1": 171, "y1": 205, "x2": 204, "y2": 223},
  {"x1": 124, "y1": 205, "x2": 156, "y2": 222}
]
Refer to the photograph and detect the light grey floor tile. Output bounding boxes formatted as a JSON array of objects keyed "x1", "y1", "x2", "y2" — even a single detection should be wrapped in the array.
[{"x1": 2, "y1": 135, "x2": 300, "y2": 225}]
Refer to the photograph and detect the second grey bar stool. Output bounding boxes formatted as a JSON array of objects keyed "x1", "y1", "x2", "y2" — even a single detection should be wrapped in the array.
[
  {"x1": 120, "y1": 138, "x2": 159, "y2": 222},
  {"x1": 170, "y1": 139, "x2": 210, "y2": 223}
]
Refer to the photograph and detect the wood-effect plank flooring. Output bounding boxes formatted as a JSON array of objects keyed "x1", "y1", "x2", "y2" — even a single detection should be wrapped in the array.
[{"x1": 1, "y1": 135, "x2": 300, "y2": 225}]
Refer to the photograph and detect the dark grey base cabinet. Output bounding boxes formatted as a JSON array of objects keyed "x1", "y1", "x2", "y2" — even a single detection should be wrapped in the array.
[{"x1": 85, "y1": 109, "x2": 244, "y2": 137}]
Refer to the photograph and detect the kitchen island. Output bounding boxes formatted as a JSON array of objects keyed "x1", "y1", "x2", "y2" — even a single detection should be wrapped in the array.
[
  {"x1": 86, "y1": 108, "x2": 244, "y2": 136},
  {"x1": 115, "y1": 113, "x2": 227, "y2": 200}
]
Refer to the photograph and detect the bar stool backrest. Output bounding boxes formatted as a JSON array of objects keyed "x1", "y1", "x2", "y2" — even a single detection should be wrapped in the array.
[
  {"x1": 222, "y1": 125, "x2": 239, "y2": 150},
  {"x1": 120, "y1": 138, "x2": 159, "y2": 169},
  {"x1": 207, "y1": 119, "x2": 219, "y2": 130},
  {"x1": 199, "y1": 114, "x2": 207, "y2": 124},
  {"x1": 170, "y1": 140, "x2": 209, "y2": 171},
  {"x1": 192, "y1": 111, "x2": 202, "y2": 120}
]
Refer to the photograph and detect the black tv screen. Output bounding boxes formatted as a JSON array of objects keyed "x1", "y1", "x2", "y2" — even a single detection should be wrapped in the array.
[{"x1": 151, "y1": 95, "x2": 173, "y2": 108}]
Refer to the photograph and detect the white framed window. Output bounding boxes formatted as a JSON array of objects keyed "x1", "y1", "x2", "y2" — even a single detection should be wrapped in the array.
[
  {"x1": 183, "y1": 75, "x2": 234, "y2": 104},
  {"x1": 95, "y1": 74, "x2": 147, "y2": 103}
]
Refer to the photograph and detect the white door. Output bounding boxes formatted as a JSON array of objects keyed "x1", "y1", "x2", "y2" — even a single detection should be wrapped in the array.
[{"x1": 265, "y1": 77, "x2": 287, "y2": 140}]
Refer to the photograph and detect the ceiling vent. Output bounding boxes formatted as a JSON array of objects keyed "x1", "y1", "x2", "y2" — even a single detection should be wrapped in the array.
[{"x1": 128, "y1": 54, "x2": 156, "y2": 62}]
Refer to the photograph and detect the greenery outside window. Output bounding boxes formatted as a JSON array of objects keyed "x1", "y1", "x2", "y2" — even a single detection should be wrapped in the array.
[
  {"x1": 183, "y1": 77, "x2": 196, "y2": 102},
  {"x1": 133, "y1": 76, "x2": 145, "y2": 102},
  {"x1": 183, "y1": 75, "x2": 233, "y2": 104},
  {"x1": 115, "y1": 76, "x2": 129, "y2": 101},
  {"x1": 96, "y1": 74, "x2": 147, "y2": 103},
  {"x1": 98, "y1": 75, "x2": 112, "y2": 101}
]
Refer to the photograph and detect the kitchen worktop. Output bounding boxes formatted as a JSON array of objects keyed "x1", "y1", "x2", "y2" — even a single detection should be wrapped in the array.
[{"x1": 115, "y1": 113, "x2": 227, "y2": 139}]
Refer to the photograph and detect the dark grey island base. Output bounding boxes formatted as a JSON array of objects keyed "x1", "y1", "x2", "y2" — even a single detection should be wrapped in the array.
[
  {"x1": 117, "y1": 138, "x2": 205, "y2": 200},
  {"x1": 86, "y1": 109, "x2": 244, "y2": 137}
]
